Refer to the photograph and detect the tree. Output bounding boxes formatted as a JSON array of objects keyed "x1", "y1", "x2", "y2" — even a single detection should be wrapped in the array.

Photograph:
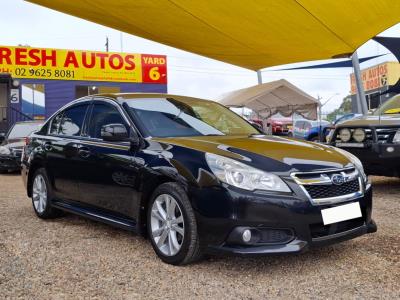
[{"x1": 326, "y1": 96, "x2": 352, "y2": 122}]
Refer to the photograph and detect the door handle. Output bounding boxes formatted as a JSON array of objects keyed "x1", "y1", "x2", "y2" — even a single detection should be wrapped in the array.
[
  {"x1": 78, "y1": 146, "x2": 91, "y2": 158},
  {"x1": 43, "y1": 142, "x2": 53, "y2": 151}
]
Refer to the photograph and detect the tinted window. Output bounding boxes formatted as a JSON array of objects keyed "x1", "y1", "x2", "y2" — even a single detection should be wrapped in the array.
[
  {"x1": 49, "y1": 112, "x2": 63, "y2": 135},
  {"x1": 295, "y1": 121, "x2": 304, "y2": 129},
  {"x1": 59, "y1": 104, "x2": 89, "y2": 136},
  {"x1": 88, "y1": 103, "x2": 127, "y2": 139}
]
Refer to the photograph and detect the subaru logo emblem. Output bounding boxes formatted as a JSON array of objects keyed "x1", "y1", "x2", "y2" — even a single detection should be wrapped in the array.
[{"x1": 331, "y1": 174, "x2": 345, "y2": 185}]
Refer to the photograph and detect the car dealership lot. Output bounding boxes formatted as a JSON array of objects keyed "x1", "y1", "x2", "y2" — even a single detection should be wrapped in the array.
[{"x1": 0, "y1": 174, "x2": 399, "y2": 299}]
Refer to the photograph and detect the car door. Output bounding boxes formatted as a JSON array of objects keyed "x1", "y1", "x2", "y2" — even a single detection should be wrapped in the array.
[
  {"x1": 44, "y1": 101, "x2": 91, "y2": 201},
  {"x1": 303, "y1": 121, "x2": 312, "y2": 140},
  {"x1": 293, "y1": 121, "x2": 304, "y2": 139},
  {"x1": 75, "y1": 99, "x2": 141, "y2": 219}
]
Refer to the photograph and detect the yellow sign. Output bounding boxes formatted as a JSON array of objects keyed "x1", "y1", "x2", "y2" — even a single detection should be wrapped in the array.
[
  {"x1": 0, "y1": 45, "x2": 167, "y2": 84},
  {"x1": 350, "y1": 62, "x2": 400, "y2": 94}
]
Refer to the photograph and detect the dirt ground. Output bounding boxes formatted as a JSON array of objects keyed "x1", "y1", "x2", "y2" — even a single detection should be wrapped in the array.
[{"x1": 0, "y1": 174, "x2": 399, "y2": 299}]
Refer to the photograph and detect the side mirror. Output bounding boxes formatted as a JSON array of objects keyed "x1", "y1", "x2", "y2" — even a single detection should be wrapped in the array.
[{"x1": 101, "y1": 123, "x2": 129, "y2": 142}]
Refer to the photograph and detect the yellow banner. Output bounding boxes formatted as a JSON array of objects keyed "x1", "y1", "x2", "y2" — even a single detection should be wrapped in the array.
[
  {"x1": 350, "y1": 62, "x2": 400, "y2": 94},
  {"x1": 0, "y1": 45, "x2": 167, "y2": 84}
]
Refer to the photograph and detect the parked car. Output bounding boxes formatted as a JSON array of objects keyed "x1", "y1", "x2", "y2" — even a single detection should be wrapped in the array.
[
  {"x1": 334, "y1": 113, "x2": 363, "y2": 126},
  {"x1": 0, "y1": 121, "x2": 43, "y2": 173},
  {"x1": 267, "y1": 117, "x2": 292, "y2": 135},
  {"x1": 22, "y1": 94, "x2": 376, "y2": 265},
  {"x1": 330, "y1": 94, "x2": 400, "y2": 177},
  {"x1": 292, "y1": 119, "x2": 331, "y2": 141}
]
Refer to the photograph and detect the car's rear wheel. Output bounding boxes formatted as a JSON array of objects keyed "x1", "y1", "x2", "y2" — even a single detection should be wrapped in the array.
[
  {"x1": 31, "y1": 168, "x2": 62, "y2": 219},
  {"x1": 147, "y1": 182, "x2": 202, "y2": 265}
]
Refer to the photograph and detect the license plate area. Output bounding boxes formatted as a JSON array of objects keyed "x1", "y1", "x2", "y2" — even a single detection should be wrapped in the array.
[{"x1": 321, "y1": 202, "x2": 362, "y2": 225}]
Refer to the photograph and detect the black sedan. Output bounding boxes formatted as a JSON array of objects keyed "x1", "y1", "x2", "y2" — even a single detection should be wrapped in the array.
[
  {"x1": 21, "y1": 94, "x2": 376, "y2": 265},
  {"x1": 0, "y1": 121, "x2": 43, "y2": 173}
]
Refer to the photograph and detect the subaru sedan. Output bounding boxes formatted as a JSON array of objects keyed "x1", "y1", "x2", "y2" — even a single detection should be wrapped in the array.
[{"x1": 21, "y1": 94, "x2": 376, "y2": 265}]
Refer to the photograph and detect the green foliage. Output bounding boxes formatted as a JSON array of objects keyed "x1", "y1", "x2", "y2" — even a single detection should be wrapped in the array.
[{"x1": 326, "y1": 96, "x2": 352, "y2": 122}]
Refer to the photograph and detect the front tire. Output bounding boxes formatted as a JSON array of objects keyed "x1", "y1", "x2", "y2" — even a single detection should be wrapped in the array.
[
  {"x1": 147, "y1": 182, "x2": 202, "y2": 265},
  {"x1": 31, "y1": 168, "x2": 62, "y2": 219}
]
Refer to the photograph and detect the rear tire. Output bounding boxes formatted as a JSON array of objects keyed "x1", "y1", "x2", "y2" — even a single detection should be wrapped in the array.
[
  {"x1": 31, "y1": 168, "x2": 62, "y2": 219},
  {"x1": 147, "y1": 182, "x2": 203, "y2": 265}
]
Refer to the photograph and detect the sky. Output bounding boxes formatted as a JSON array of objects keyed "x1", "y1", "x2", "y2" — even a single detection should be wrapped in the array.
[{"x1": 2, "y1": 0, "x2": 400, "y2": 113}]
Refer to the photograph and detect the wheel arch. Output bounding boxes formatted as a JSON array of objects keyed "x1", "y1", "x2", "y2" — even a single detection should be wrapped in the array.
[
  {"x1": 137, "y1": 170, "x2": 190, "y2": 238},
  {"x1": 27, "y1": 159, "x2": 52, "y2": 197}
]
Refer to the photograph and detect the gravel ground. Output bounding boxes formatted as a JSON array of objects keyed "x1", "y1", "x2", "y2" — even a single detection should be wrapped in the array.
[{"x1": 0, "y1": 174, "x2": 399, "y2": 299}]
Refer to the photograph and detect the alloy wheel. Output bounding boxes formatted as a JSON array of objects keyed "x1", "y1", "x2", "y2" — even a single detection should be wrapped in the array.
[
  {"x1": 150, "y1": 194, "x2": 185, "y2": 256},
  {"x1": 32, "y1": 174, "x2": 47, "y2": 214}
]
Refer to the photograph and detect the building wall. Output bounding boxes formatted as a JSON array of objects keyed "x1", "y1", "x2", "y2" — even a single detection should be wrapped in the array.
[{"x1": 12, "y1": 79, "x2": 167, "y2": 118}]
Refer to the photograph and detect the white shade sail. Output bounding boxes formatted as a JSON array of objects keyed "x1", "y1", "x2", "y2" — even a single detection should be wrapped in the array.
[{"x1": 219, "y1": 79, "x2": 318, "y2": 119}]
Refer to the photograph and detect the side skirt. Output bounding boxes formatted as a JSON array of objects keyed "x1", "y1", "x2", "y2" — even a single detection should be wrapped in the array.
[{"x1": 52, "y1": 200, "x2": 138, "y2": 232}]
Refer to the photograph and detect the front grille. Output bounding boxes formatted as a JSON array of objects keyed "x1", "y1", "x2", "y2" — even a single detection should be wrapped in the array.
[
  {"x1": 304, "y1": 179, "x2": 360, "y2": 199},
  {"x1": 376, "y1": 128, "x2": 398, "y2": 144},
  {"x1": 310, "y1": 217, "x2": 364, "y2": 238},
  {"x1": 291, "y1": 167, "x2": 363, "y2": 205}
]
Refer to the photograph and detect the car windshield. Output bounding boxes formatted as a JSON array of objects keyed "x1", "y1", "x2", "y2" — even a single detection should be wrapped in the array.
[
  {"x1": 374, "y1": 94, "x2": 400, "y2": 115},
  {"x1": 8, "y1": 123, "x2": 42, "y2": 139},
  {"x1": 311, "y1": 121, "x2": 329, "y2": 127},
  {"x1": 125, "y1": 97, "x2": 259, "y2": 137}
]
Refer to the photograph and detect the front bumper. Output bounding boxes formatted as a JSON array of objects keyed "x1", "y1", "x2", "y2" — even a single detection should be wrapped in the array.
[
  {"x1": 193, "y1": 184, "x2": 375, "y2": 256},
  {"x1": 208, "y1": 220, "x2": 377, "y2": 256},
  {"x1": 0, "y1": 155, "x2": 21, "y2": 171},
  {"x1": 334, "y1": 143, "x2": 400, "y2": 177}
]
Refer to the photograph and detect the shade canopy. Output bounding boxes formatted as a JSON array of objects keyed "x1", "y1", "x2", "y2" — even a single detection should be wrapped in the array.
[
  {"x1": 28, "y1": 0, "x2": 400, "y2": 70},
  {"x1": 219, "y1": 79, "x2": 318, "y2": 119}
]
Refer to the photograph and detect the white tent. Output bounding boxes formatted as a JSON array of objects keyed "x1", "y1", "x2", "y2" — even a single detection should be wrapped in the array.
[{"x1": 219, "y1": 79, "x2": 319, "y2": 120}]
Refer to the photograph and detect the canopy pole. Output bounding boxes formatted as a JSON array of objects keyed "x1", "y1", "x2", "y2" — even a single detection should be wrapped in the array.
[
  {"x1": 257, "y1": 70, "x2": 262, "y2": 84},
  {"x1": 351, "y1": 51, "x2": 368, "y2": 115}
]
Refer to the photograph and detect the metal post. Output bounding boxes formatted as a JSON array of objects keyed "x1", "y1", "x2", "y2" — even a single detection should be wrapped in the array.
[
  {"x1": 32, "y1": 84, "x2": 36, "y2": 119},
  {"x1": 257, "y1": 70, "x2": 262, "y2": 85},
  {"x1": 318, "y1": 95, "x2": 322, "y2": 142},
  {"x1": 351, "y1": 51, "x2": 368, "y2": 115},
  {"x1": 105, "y1": 36, "x2": 109, "y2": 52}
]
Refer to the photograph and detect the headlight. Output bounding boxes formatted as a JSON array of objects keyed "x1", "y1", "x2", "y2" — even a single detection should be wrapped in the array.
[
  {"x1": 334, "y1": 147, "x2": 367, "y2": 182},
  {"x1": 393, "y1": 129, "x2": 400, "y2": 143},
  {"x1": 353, "y1": 128, "x2": 366, "y2": 143},
  {"x1": 339, "y1": 128, "x2": 351, "y2": 142},
  {"x1": 205, "y1": 153, "x2": 291, "y2": 192},
  {"x1": 0, "y1": 146, "x2": 10, "y2": 155}
]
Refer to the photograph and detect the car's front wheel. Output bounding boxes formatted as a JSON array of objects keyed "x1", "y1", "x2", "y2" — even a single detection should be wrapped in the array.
[
  {"x1": 147, "y1": 182, "x2": 202, "y2": 265},
  {"x1": 31, "y1": 168, "x2": 62, "y2": 219}
]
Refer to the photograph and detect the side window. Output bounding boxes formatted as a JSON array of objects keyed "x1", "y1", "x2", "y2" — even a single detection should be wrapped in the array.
[
  {"x1": 59, "y1": 104, "x2": 89, "y2": 137},
  {"x1": 304, "y1": 122, "x2": 312, "y2": 131},
  {"x1": 88, "y1": 103, "x2": 128, "y2": 139},
  {"x1": 49, "y1": 112, "x2": 63, "y2": 135},
  {"x1": 295, "y1": 121, "x2": 303, "y2": 131}
]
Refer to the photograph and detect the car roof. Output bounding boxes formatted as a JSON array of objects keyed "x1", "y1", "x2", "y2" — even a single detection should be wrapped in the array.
[{"x1": 91, "y1": 93, "x2": 214, "y2": 104}]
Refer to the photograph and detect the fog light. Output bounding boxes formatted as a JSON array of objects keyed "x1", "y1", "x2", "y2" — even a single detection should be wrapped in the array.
[
  {"x1": 242, "y1": 229, "x2": 252, "y2": 242},
  {"x1": 387, "y1": 146, "x2": 395, "y2": 153}
]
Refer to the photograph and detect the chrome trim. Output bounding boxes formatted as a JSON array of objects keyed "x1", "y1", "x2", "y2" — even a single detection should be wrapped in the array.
[{"x1": 290, "y1": 167, "x2": 364, "y2": 206}]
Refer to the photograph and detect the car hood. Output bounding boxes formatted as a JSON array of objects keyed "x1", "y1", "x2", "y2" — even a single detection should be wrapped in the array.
[
  {"x1": 338, "y1": 114, "x2": 400, "y2": 127},
  {"x1": 154, "y1": 135, "x2": 352, "y2": 172},
  {"x1": 1, "y1": 138, "x2": 25, "y2": 150}
]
